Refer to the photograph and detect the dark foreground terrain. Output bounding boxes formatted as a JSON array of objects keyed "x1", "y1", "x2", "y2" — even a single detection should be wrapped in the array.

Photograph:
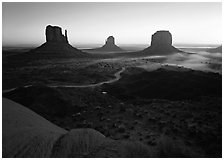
[{"x1": 2, "y1": 52, "x2": 222, "y2": 158}]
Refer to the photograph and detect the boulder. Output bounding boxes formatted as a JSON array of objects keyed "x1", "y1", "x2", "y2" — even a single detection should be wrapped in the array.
[{"x1": 2, "y1": 98, "x2": 152, "y2": 157}]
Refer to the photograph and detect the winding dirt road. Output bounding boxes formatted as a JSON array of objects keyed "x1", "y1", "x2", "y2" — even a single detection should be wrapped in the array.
[
  {"x1": 2, "y1": 67, "x2": 126, "y2": 93},
  {"x1": 50, "y1": 67, "x2": 125, "y2": 88}
]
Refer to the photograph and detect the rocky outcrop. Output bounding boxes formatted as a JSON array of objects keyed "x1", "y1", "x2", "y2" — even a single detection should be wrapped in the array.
[
  {"x1": 101, "y1": 36, "x2": 123, "y2": 52},
  {"x1": 30, "y1": 25, "x2": 85, "y2": 56},
  {"x1": 2, "y1": 98, "x2": 152, "y2": 157},
  {"x1": 142, "y1": 30, "x2": 181, "y2": 55},
  {"x1": 86, "y1": 36, "x2": 123, "y2": 53},
  {"x1": 46, "y1": 25, "x2": 68, "y2": 43},
  {"x1": 105, "y1": 36, "x2": 115, "y2": 46},
  {"x1": 151, "y1": 31, "x2": 172, "y2": 48}
]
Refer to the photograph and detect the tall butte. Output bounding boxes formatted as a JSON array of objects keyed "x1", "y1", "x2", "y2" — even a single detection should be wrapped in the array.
[
  {"x1": 45, "y1": 25, "x2": 68, "y2": 43},
  {"x1": 141, "y1": 30, "x2": 181, "y2": 55},
  {"x1": 30, "y1": 25, "x2": 84, "y2": 55}
]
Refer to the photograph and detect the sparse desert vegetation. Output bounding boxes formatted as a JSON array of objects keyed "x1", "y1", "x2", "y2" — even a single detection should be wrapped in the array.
[
  {"x1": 2, "y1": 2, "x2": 222, "y2": 158},
  {"x1": 3, "y1": 49, "x2": 222, "y2": 158}
]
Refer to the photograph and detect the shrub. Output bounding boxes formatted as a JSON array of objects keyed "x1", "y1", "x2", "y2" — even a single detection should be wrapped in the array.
[{"x1": 154, "y1": 135, "x2": 204, "y2": 158}]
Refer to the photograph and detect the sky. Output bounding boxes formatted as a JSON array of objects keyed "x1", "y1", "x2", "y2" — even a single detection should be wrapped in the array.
[{"x1": 2, "y1": 2, "x2": 222, "y2": 47}]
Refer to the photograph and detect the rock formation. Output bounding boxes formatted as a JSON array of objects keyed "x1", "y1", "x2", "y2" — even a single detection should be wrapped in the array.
[
  {"x1": 30, "y1": 25, "x2": 85, "y2": 56},
  {"x1": 87, "y1": 36, "x2": 123, "y2": 53},
  {"x1": 3, "y1": 98, "x2": 152, "y2": 157},
  {"x1": 151, "y1": 31, "x2": 172, "y2": 48},
  {"x1": 142, "y1": 30, "x2": 181, "y2": 55},
  {"x1": 46, "y1": 25, "x2": 68, "y2": 43},
  {"x1": 105, "y1": 36, "x2": 115, "y2": 46}
]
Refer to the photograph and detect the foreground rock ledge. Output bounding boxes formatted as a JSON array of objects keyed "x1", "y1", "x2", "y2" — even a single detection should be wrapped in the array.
[{"x1": 2, "y1": 98, "x2": 151, "y2": 158}]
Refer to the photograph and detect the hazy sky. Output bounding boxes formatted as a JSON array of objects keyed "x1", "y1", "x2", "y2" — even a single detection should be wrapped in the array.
[{"x1": 2, "y1": 2, "x2": 222, "y2": 46}]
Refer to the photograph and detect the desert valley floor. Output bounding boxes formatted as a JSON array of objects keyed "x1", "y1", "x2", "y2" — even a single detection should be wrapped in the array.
[{"x1": 2, "y1": 47, "x2": 222, "y2": 157}]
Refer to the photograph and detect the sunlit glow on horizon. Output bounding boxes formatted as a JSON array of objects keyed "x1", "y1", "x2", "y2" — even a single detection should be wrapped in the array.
[{"x1": 2, "y1": 2, "x2": 222, "y2": 47}]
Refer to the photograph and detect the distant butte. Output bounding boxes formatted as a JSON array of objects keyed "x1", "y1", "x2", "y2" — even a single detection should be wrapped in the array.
[
  {"x1": 30, "y1": 25, "x2": 85, "y2": 55},
  {"x1": 88, "y1": 36, "x2": 123, "y2": 53},
  {"x1": 141, "y1": 30, "x2": 181, "y2": 55}
]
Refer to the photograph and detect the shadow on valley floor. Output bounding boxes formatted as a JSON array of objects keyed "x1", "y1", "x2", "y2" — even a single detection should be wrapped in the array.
[
  {"x1": 2, "y1": 45, "x2": 222, "y2": 157},
  {"x1": 3, "y1": 67, "x2": 222, "y2": 157},
  {"x1": 104, "y1": 67, "x2": 221, "y2": 101}
]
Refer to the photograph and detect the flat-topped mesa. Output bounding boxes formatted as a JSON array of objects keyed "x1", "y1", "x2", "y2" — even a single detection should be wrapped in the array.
[
  {"x1": 151, "y1": 31, "x2": 172, "y2": 48},
  {"x1": 142, "y1": 30, "x2": 181, "y2": 55},
  {"x1": 46, "y1": 25, "x2": 68, "y2": 43}
]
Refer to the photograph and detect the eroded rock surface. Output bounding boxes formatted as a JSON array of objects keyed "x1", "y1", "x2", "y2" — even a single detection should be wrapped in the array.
[
  {"x1": 46, "y1": 25, "x2": 68, "y2": 43},
  {"x1": 29, "y1": 25, "x2": 85, "y2": 55},
  {"x1": 87, "y1": 36, "x2": 123, "y2": 53},
  {"x1": 2, "y1": 98, "x2": 151, "y2": 158},
  {"x1": 142, "y1": 30, "x2": 181, "y2": 55}
]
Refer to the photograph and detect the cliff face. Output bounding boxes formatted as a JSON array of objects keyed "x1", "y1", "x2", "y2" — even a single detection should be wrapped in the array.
[
  {"x1": 46, "y1": 25, "x2": 68, "y2": 43},
  {"x1": 105, "y1": 36, "x2": 115, "y2": 45},
  {"x1": 142, "y1": 30, "x2": 181, "y2": 55},
  {"x1": 30, "y1": 25, "x2": 85, "y2": 56},
  {"x1": 151, "y1": 31, "x2": 172, "y2": 48}
]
